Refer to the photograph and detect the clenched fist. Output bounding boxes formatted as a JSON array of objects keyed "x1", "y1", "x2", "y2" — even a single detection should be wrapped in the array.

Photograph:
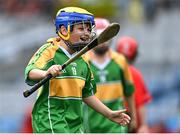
[{"x1": 46, "y1": 65, "x2": 62, "y2": 77}]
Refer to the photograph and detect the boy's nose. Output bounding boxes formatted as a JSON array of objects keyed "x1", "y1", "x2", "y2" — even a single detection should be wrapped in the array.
[
  {"x1": 84, "y1": 28, "x2": 90, "y2": 34},
  {"x1": 83, "y1": 29, "x2": 91, "y2": 38}
]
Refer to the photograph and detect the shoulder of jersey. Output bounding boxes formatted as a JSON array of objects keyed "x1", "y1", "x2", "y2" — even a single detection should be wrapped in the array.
[
  {"x1": 109, "y1": 49, "x2": 126, "y2": 61},
  {"x1": 47, "y1": 37, "x2": 61, "y2": 45},
  {"x1": 82, "y1": 51, "x2": 93, "y2": 62}
]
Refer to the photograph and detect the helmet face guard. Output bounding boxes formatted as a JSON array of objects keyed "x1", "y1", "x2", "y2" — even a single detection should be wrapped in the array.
[
  {"x1": 55, "y1": 7, "x2": 95, "y2": 51},
  {"x1": 55, "y1": 7, "x2": 95, "y2": 40},
  {"x1": 64, "y1": 41, "x2": 89, "y2": 52}
]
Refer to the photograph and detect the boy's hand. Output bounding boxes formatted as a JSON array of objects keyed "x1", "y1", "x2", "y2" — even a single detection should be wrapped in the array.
[
  {"x1": 46, "y1": 65, "x2": 62, "y2": 77},
  {"x1": 108, "y1": 109, "x2": 131, "y2": 126}
]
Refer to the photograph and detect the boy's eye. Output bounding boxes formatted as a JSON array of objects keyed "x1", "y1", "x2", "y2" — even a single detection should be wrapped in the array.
[{"x1": 78, "y1": 27, "x2": 91, "y2": 33}]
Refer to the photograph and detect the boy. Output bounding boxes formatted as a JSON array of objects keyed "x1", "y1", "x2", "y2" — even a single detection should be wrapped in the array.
[{"x1": 24, "y1": 7, "x2": 130, "y2": 133}]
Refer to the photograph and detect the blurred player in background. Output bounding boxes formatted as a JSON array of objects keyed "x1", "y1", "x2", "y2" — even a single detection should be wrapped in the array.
[
  {"x1": 116, "y1": 36, "x2": 152, "y2": 133},
  {"x1": 24, "y1": 7, "x2": 130, "y2": 133},
  {"x1": 83, "y1": 18, "x2": 137, "y2": 133}
]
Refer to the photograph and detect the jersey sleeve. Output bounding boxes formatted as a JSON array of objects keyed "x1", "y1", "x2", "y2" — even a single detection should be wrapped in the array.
[
  {"x1": 82, "y1": 63, "x2": 97, "y2": 98},
  {"x1": 24, "y1": 43, "x2": 54, "y2": 86}
]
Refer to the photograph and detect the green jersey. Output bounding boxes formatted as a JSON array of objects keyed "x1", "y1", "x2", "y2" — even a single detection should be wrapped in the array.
[
  {"x1": 25, "y1": 38, "x2": 96, "y2": 133},
  {"x1": 84, "y1": 50, "x2": 134, "y2": 133}
]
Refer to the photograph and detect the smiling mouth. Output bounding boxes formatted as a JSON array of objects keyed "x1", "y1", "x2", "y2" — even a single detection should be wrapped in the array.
[{"x1": 80, "y1": 36, "x2": 90, "y2": 42}]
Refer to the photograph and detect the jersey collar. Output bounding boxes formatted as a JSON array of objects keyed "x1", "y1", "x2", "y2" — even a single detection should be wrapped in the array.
[{"x1": 59, "y1": 46, "x2": 77, "y2": 59}]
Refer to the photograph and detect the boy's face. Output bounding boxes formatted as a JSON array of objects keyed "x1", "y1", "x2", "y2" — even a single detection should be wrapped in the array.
[{"x1": 69, "y1": 23, "x2": 92, "y2": 44}]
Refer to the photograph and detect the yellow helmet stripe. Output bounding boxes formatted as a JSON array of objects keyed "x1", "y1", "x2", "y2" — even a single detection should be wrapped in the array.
[{"x1": 56, "y1": 7, "x2": 93, "y2": 16}]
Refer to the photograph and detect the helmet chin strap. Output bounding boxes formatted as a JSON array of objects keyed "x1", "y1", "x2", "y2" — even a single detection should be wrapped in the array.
[
  {"x1": 58, "y1": 24, "x2": 70, "y2": 40},
  {"x1": 64, "y1": 40, "x2": 88, "y2": 52}
]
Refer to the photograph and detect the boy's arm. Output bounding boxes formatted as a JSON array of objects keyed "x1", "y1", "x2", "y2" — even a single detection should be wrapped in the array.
[
  {"x1": 28, "y1": 69, "x2": 47, "y2": 80},
  {"x1": 28, "y1": 65, "x2": 62, "y2": 80},
  {"x1": 83, "y1": 95, "x2": 131, "y2": 126}
]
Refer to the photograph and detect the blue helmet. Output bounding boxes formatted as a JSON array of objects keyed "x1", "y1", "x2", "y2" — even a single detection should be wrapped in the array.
[{"x1": 55, "y1": 7, "x2": 95, "y2": 40}]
